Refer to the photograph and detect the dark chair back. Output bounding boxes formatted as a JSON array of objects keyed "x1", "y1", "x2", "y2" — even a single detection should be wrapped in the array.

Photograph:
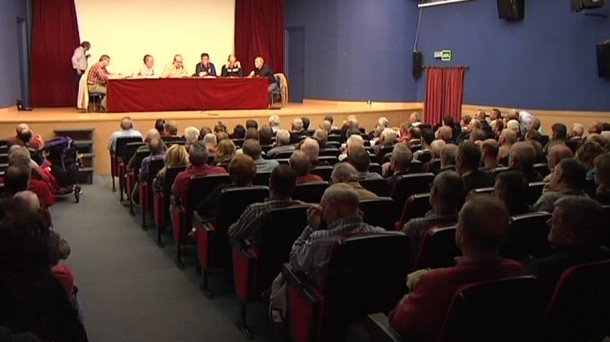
[
  {"x1": 438, "y1": 276, "x2": 540, "y2": 342},
  {"x1": 294, "y1": 182, "x2": 329, "y2": 203},
  {"x1": 253, "y1": 172, "x2": 272, "y2": 186},
  {"x1": 231, "y1": 138, "x2": 245, "y2": 147},
  {"x1": 260, "y1": 144, "x2": 273, "y2": 153},
  {"x1": 528, "y1": 182, "x2": 545, "y2": 205},
  {"x1": 359, "y1": 178, "x2": 389, "y2": 197},
  {"x1": 398, "y1": 193, "x2": 432, "y2": 228},
  {"x1": 425, "y1": 159, "x2": 441, "y2": 174},
  {"x1": 409, "y1": 159, "x2": 424, "y2": 174},
  {"x1": 533, "y1": 163, "x2": 550, "y2": 178},
  {"x1": 584, "y1": 179, "x2": 597, "y2": 198},
  {"x1": 375, "y1": 145, "x2": 394, "y2": 164},
  {"x1": 368, "y1": 162, "x2": 382, "y2": 176},
  {"x1": 473, "y1": 187, "x2": 494, "y2": 195},
  {"x1": 161, "y1": 136, "x2": 184, "y2": 144},
  {"x1": 319, "y1": 148, "x2": 340, "y2": 157},
  {"x1": 187, "y1": 174, "x2": 232, "y2": 210},
  {"x1": 564, "y1": 139, "x2": 581, "y2": 154},
  {"x1": 317, "y1": 156, "x2": 338, "y2": 166},
  {"x1": 311, "y1": 166, "x2": 333, "y2": 181},
  {"x1": 501, "y1": 211, "x2": 552, "y2": 260},
  {"x1": 123, "y1": 142, "x2": 145, "y2": 164},
  {"x1": 327, "y1": 134, "x2": 342, "y2": 143},
  {"x1": 391, "y1": 173, "x2": 435, "y2": 212},
  {"x1": 359, "y1": 198, "x2": 397, "y2": 231},
  {"x1": 545, "y1": 260, "x2": 610, "y2": 342},
  {"x1": 326, "y1": 141, "x2": 341, "y2": 149},
  {"x1": 416, "y1": 150, "x2": 432, "y2": 164},
  {"x1": 602, "y1": 205, "x2": 610, "y2": 247},
  {"x1": 271, "y1": 150, "x2": 295, "y2": 159},
  {"x1": 215, "y1": 186, "x2": 270, "y2": 231},
  {"x1": 413, "y1": 225, "x2": 460, "y2": 270},
  {"x1": 162, "y1": 166, "x2": 187, "y2": 194},
  {"x1": 115, "y1": 136, "x2": 143, "y2": 161}
]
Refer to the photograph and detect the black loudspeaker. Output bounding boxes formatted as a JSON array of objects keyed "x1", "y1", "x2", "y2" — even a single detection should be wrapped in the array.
[
  {"x1": 572, "y1": 0, "x2": 605, "y2": 12},
  {"x1": 596, "y1": 43, "x2": 610, "y2": 78},
  {"x1": 497, "y1": 0, "x2": 525, "y2": 20},
  {"x1": 412, "y1": 51, "x2": 423, "y2": 80}
]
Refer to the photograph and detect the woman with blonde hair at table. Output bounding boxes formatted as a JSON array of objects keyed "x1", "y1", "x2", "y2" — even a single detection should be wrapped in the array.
[{"x1": 153, "y1": 144, "x2": 189, "y2": 192}]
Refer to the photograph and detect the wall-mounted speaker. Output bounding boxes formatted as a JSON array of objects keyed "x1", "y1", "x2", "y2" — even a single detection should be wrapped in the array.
[
  {"x1": 497, "y1": 0, "x2": 525, "y2": 21},
  {"x1": 596, "y1": 43, "x2": 610, "y2": 78},
  {"x1": 572, "y1": 0, "x2": 605, "y2": 12},
  {"x1": 412, "y1": 51, "x2": 423, "y2": 80}
]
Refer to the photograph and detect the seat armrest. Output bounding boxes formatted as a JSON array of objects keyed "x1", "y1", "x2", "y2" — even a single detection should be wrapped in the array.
[
  {"x1": 282, "y1": 263, "x2": 316, "y2": 291},
  {"x1": 193, "y1": 211, "x2": 215, "y2": 231},
  {"x1": 170, "y1": 195, "x2": 182, "y2": 209},
  {"x1": 365, "y1": 313, "x2": 404, "y2": 342}
]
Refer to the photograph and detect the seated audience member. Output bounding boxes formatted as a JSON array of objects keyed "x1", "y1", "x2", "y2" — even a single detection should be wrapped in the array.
[
  {"x1": 490, "y1": 108, "x2": 502, "y2": 123},
  {"x1": 244, "y1": 127, "x2": 260, "y2": 141},
  {"x1": 194, "y1": 53, "x2": 216, "y2": 77},
  {"x1": 161, "y1": 54, "x2": 188, "y2": 78},
  {"x1": 475, "y1": 110, "x2": 492, "y2": 135},
  {"x1": 497, "y1": 129, "x2": 517, "y2": 164},
  {"x1": 480, "y1": 139, "x2": 499, "y2": 172},
  {"x1": 390, "y1": 195, "x2": 524, "y2": 342},
  {"x1": 108, "y1": 116, "x2": 143, "y2": 153},
  {"x1": 138, "y1": 54, "x2": 155, "y2": 76},
  {"x1": 242, "y1": 139, "x2": 279, "y2": 172},
  {"x1": 268, "y1": 115, "x2": 281, "y2": 134},
  {"x1": 154, "y1": 119, "x2": 166, "y2": 136},
  {"x1": 544, "y1": 144, "x2": 573, "y2": 183},
  {"x1": 203, "y1": 133, "x2": 217, "y2": 155},
  {"x1": 301, "y1": 138, "x2": 322, "y2": 167},
  {"x1": 290, "y1": 118, "x2": 305, "y2": 144},
  {"x1": 457, "y1": 141, "x2": 494, "y2": 193},
  {"x1": 214, "y1": 139, "x2": 236, "y2": 166},
  {"x1": 290, "y1": 150, "x2": 323, "y2": 185},
  {"x1": 575, "y1": 141, "x2": 605, "y2": 180},
  {"x1": 437, "y1": 144, "x2": 458, "y2": 174},
  {"x1": 3, "y1": 165, "x2": 30, "y2": 196},
  {"x1": 338, "y1": 134, "x2": 364, "y2": 162},
  {"x1": 437, "y1": 125, "x2": 454, "y2": 144},
  {"x1": 325, "y1": 115, "x2": 339, "y2": 130},
  {"x1": 259, "y1": 125, "x2": 274, "y2": 146},
  {"x1": 216, "y1": 131, "x2": 229, "y2": 143},
  {"x1": 48, "y1": 228, "x2": 81, "y2": 321},
  {"x1": 543, "y1": 123, "x2": 568, "y2": 155},
  {"x1": 526, "y1": 196, "x2": 610, "y2": 296},
  {"x1": 397, "y1": 122, "x2": 411, "y2": 143},
  {"x1": 442, "y1": 116, "x2": 461, "y2": 142},
  {"x1": 232, "y1": 124, "x2": 246, "y2": 139},
  {"x1": 409, "y1": 112, "x2": 422, "y2": 127},
  {"x1": 413, "y1": 128, "x2": 435, "y2": 160},
  {"x1": 526, "y1": 117, "x2": 542, "y2": 136},
  {"x1": 455, "y1": 115, "x2": 474, "y2": 144},
  {"x1": 128, "y1": 129, "x2": 162, "y2": 172},
  {"x1": 429, "y1": 139, "x2": 446, "y2": 160},
  {"x1": 153, "y1": 144, "x2": 189, "y2": 192},
  {"x1": 9, "y1": 123, "x2": 42, "y2": 150},
  {"x1": 469, "y1": 129, "x2": 486, "y2": 143},
  {"x1": 506, "y1": 119, "x2": 521, "y2": 137},
  {"x1": 533, "y1": 158, "x2": 588, "y2": 212},
  {"x1": 214, "y1": 121, "x2": 227, "y2": 134},
  {"x1": 331, "y1": 163, "x2": 378, "y2": 200},
  {"x1": 9, "y1": 145, "x2": 60, "y2": 194},
  {"x1": 492, "y1": 119, "x2": 504, "y2": 140},
  {"x1": 200, "y1": 127, "x2": 213, "y2": 136},
  {"x1": 493, "y1": 171, "x2": 532, "y2": 216},
  {"x1": 589, "y1": 122, "x2": 604, "y2": 135},
  {"x1": 369, "y1": 117, "x2": 389, "y2": 143},
  {"x1": 402, "y1": 171, "x2": 463, "y2": 249},
  {"x1": 528, "y1": 139, "x2": 545, "y2": 164},
  {"x1": 7, "y1": 155, "x2": 54, "y2": 210},
  {"x1": 228, "y1": 165, "x2": 302, "y2": 242},
  {"x1": 139, "y1": 138, "x2": 165, "y2": 181},
  {"x1": 196, "y1": 154, "x2": 256, "y2": 219},
  {"x1": 246, "y1": 119, "x2": 259, "y2": 131},
  {"x1": 184, "y1": 126, "x2": 200, "y2": 149},
  {"x1": 0, "y1": 199, "x2": 88, "y2": 341},
  {"x1": 320, "y1": 119, "x2": 333, "y2": 133},
  {"x1": 221, "y1": 54, "x2": 243, "y2": 77},
  {"x1": 266, "y1": 129, "x2": 294, "y2": 158},
  {"x1": 313, "y1": 129, "x2": 330, "y2": 150},
  {"x1": 407, "y1": 127, "x2": 422, "y2": 147},
  {"x1": 569, "y1": 123, "x2": 585, "y2": 143},
  {"x1": 171, "y1": 141, "x2": 226, "y2": 204},
  {"x1": 586, "y1": 133, "x2": 608, "y2": 150},
  {"x1": 385, "y1": 144, "x2": 413, "y2": 189},
  {"x1": 340, "y1": 115, "x2": 359, "y2": 141},
  {"x1": 594, "y1": 153, "x2": 610, "y2": 204},
  {"x1": 165, "y1": 120, "x2": 179, "y2": 137},
  {"x1": 373, "y1": 128, "x2": 397, "y2": 154},
  {"x1": 348, "y1": 147, "x2": 382, "y2": 180},
  {"x1": 302, "y1": 117, "x2": 312, "y2": 133},
  {"x1": 508, "y1": 142, "x2": 543, "y2": 182}
]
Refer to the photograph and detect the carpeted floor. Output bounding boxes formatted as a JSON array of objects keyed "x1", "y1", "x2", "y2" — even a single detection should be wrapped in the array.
[{"x1": 51, "y1": 176, "x2": 274, "y2": 342}]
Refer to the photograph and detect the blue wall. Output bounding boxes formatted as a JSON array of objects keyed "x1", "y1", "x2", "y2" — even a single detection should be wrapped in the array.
[
  {"x1": 286, "y1": 0, "x2": 420, "y2": 102},
  {"x1": 0, "y1": 0, "x2": 27, "y2": 108},
  {"x1": 415, "y1": 0, "x2": 610, "y2": 111}
]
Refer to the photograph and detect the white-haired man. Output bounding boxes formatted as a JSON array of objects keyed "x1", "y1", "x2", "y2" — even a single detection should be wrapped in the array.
[
  {"x1": 266, "y1": 129, "x2": 295, "y2": 158},
  {"x1": 108, "y1": 116, "x2": 143, "y2": 153},
  {"x1": 269, "y1": 115, "x2": 281, "y2": 134}
]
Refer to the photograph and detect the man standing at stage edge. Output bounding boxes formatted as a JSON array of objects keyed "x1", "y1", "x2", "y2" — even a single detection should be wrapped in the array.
[{"x1": 71, "y1": 41, "x2": 91, "y2": 95}]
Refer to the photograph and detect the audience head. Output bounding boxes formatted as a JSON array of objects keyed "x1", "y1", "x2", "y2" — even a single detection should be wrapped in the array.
[
  {"x1": 461, "y1": 115, "x2": 473, "y2": 128},
  {"x1": 203, "y1": 133, "x2": 217, "y2": 149},
  {"x1": 154, "y1": 119, "x2": 166, "y2": 135},
  {"x1": 244, "y1": 127, "x2": 259, "y2": 141},
  {"x1": 216, "y1": 131, "x2": 229, "y2": 143},
  {"x1": 586, "y1": 134, "x2": 607, "y2": 151},
  {"x1": 527, "y1": 118, "x2": 541, "y2": 132},
  {"x1": 525, "y1": 130, "x2": 544, "y2": 145},
  {"x1": 320, "y1": 183, "x2": 362, "y2": 225},
  {"x1": 164, "y1": 144, "x2": 188, "y2": 168},
  {"x1": 144, "y1": 128, "x2": 161, "y2": 143},
  {"x1": 409, "y1": 112, "x2": 421, "y2": 124},
  {"x1": 575, "y1": 141, "x2": 605, "y2": 170},
  {"x1": 551, "y1": 123, "x2": 568, "y2": 140},
  {"x1": 571, "y1": 123, "x2": 585, "y2": 138},
  {"x1": 493, "y1": 171, "x2": 530, "y2": 216},
  {"x1": 548, "y1": 158, "x2": 586, "y2": 191},
  {"x1": 379, "y1": 128, "x2": 396, "y2": 146},
  {"x1": 469, "y1": 129, "x2": 486, "y2": 143},
  {"x1": 184, "y1": 126, "x2": 200, "y2": 145},
  {"x1": 289, "y1": 150, "x2": 313, "y2": 177},
  {"x1": 331, "y1": 162, "x2": 359, "y2": 184},
  {"x1": 506, "y1": 120, "x2": 520, "y2": 134},
  {"x1": 324, "y1": 115, "x2": 335, "y2": 125},
  {"x1": 301, "y1": 117, "x2": 311, "y2": 131},
  {"x1": 457, "y1": 141, "x2": 481, "y2": 175},
  {"x1": 188, "y1": 141, "x2": 209, "y2": 167},
  {"x1": 549, "y1": 196, "x2": 603, "y2": 248},
  {"x1": 440, "y1": 144, "x2": 458, "y2": 167},
  {"x1": 493, "y1": 120, "x2": 505, "y2": 135},
  {"x1": 430, "y1": 140, "x2": 446, "y2": 159},
  {"x1": 594, "y1": 153, "x2": 610, "y2": 188},
  {"x1": 421, "y1": 128, "x2": 435, "y2": 147},
  {"x1": 4, "y1": 166, "x2": 30, "y2": 195},
  {"x1": 321, "y1": 120, "x2": 332, "y2": 133},
  {"x1": 214, "y1": 121, "x2": 227, "y2": 134},
  {"x1": 259, "y1": 125, "x2": 273, "y2": 145},
  {"x1": 269, "y1": 165, "x2": 297, "y2": 199},
  {"x1": 276, "y1": 129, "x2": 290, "y2": 146},
  {"x1": 120, "y1": 116, "x2": 134, "y2": 131},
  {"x1": 509, "y1": 142, "x2": 536, "y2": 170},
  {"x1": 242, "y1": 139, "x2": 262, "y2": 160},
  {"x1": 348, "y1": 147, "x2": 371, "y2": 173},
  {"x1": 430, "y1": 170, "x2": 464, "y2": 211},
  {"x1": 589, "y1": 122, "x2": 604, "y2": 135},
  {"x1": 148, "y1": 138, "x2": 163, "y2": 155},
  {"x1": 216, "y1": 139, "x2": 236, "y2": 164},
  {"x1": 390, "y1": 144, "x2": 413, "y2": 174},
  {"x1": 438, "y1": 126, "x2": 453, "y2": 143},
  {"x1": 232, "y1": 124, "x2": 246, "y2": 139},
  {"x1": 346, "y1": 134, "x2": 364, "y2": 150},
  {"x1": 490, "y1": 108, "x2": 502, "y2": 120},
  {"x1": 475, "y1": 110, "x2": 486, "y2": 121},
  {"x1": 409, "y1": 127, "x2": 422, "y2": 141},
  {"x1": 229, "y1": 154, "x2": 256, "y2": 186},
  {"x1": 292, "y1": 118, "x2": 304, "y2": 132},
  {"x1": 456, "y1": 195, "x2": 509, "y2": 253},
  {"x1": 245, "y1": 119, "x2": 258, "y2": 130},
  {"x1": 442, "y1": 116, "x2": 455, "y2": 127},
  {"x1": 313, "y1": 129, "x2": 328, "y2": 148},
  {"x1": 268, "y1": 115, "x2": 280, "y2": 128},
  {"x1": 14, "y1": 191, "x2": 40, "y2": 212},
  {"x1": 301, "y1": 138, "x2": 320, "y2": 161},
  {"x1": 547, "y1": 144, "x2": 573, "y2": 171},
  {"x1": 200, "y1": 127, "x2": 212, "y2": 137},
  {"x1": 166, "y1": 120, "x2": 178, "y2": 135}
]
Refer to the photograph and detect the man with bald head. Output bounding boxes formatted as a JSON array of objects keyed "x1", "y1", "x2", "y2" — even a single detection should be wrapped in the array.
[
  {"x1": 290, "y1": 150, "x2": 323, "y2": 184},
  {"x1": 480, "y1": 139, "x2": 499, "y2": 172},
  {"x1": 390, "y1": 195, "x2": 524, "y2": 342},
  {"x1": 161, "y1": 54, "x2": 188, "y2": 78},
  {"x1": 544, "y1": 144, "x2": 573, "y2": 183},
  {"x1": 301, "y1": 137, "x2": 323, "y2": 167},
  {"x1": 508, "y1": 141, "x2": 543, "y2": 182},
  {"x1": 438, "y1": 125, "x2": 454, "y2": 144}
]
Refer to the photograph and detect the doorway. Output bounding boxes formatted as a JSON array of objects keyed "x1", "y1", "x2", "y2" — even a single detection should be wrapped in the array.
[
  {"x1": 286, "y1": 27, "x2": 305, "y2": 103},
  {"x1": 16, "y1": 16, "x2": 30, "y2": 107}
]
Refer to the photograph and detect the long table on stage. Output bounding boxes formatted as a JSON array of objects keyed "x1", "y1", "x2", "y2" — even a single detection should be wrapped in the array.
[{"x1": 106, "y1": 77, "x2": 269, "y2": 112}]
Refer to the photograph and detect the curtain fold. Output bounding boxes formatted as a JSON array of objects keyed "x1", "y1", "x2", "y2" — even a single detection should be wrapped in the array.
[
  {"x1": 424, "y1": 67, "x2": 466, "y2": 125},
  {"x1": 235, "y1": 0, "x2": 285, "y2": 75},
  {"x1": 30, "y1": 0, "x2": 80, "y2": 107}
]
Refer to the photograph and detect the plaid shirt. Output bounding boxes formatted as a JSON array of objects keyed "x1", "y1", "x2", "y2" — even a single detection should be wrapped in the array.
[
  {"x1": 139, "y1": 153, "x2": 165, "y2": 181},
  {"x1": 402, "y1": 209, "x2": 458, "y2": 251},
  {"x1": 228, "y1": 199, "x2": 303, "y2": 242},
  {"x1": 290, "y1": 217, "x2": 386, "y2": 272},
  {"x1": 86, "y1": 62, "x2": 110, "y2": 85}
]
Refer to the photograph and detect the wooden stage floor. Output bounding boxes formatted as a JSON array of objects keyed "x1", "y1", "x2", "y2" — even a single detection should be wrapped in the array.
[{"x1": 0, "y1": 101, "x2": 421, "y2": 175}]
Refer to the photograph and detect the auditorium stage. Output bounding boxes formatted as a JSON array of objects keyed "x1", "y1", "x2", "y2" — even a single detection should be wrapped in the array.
[{"x1": 0, "y1": 100, "x2": 421, "y2": 176}]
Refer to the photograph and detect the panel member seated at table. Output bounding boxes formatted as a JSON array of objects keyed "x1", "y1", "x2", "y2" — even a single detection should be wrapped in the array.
[
  {"x1": 221, "y1": 54, "x2": 243, "y2": 77},
  {"x1": 161, "y1": 54, "x2": 189, "y2": 78},
  {"x1": 86, "y1": 54, "x2": 112, "y2": 111},
  {"x1": 194, "y1": 53, "x2": 217, "y2": 77},
  {"x1": 248, "y1": 56, "x2": 278, "y2": 94},
  {"x1": 138, "y1": 54, "x2": 155, "y2": 77}
]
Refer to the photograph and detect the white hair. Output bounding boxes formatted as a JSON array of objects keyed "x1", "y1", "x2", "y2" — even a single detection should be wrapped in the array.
[
  {"x1": 572, "y1": 123, "x2": 584, "y2": 137},
  {"x1": 346, "y1": 134, "x2": 364, "y2": 148},
  {"x1": 269, "y1": 115, "x2": 280, "y2": 126},
  {"x1": 276, "y1": 129, "x2": 290, "y2": 145},
  {"x1": 184, "y1": 126, "x2": 200, "y2": 144},
  {"x1": 293, "y1": 118, "x2": 303, "y2": 131},
  {"x1": 378, "y1": 117, "x2": 389, "y2": 128},
  {"x1": 145, "y1": 129, "x2": 160, "y2": 141},
  {"x1": 301, "y1": 137, "x2": 320, "y2": 161},
  {"x1": 381, "y1": 128, "x2": 397, "y2": 144},
  {"x1": 321, "y1": 183, "x2": 360, "y2": 208},
  {"x1": 507, "y1": 119, "x2": 520, "y2": 133},
  {"x1": 203, "y1": 133, "x2": 217, "y2": 146}
]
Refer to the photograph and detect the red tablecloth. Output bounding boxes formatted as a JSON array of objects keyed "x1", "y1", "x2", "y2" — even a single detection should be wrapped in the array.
[{"x1": 106, "y1": 78, "x2": 268, "y2": 112}]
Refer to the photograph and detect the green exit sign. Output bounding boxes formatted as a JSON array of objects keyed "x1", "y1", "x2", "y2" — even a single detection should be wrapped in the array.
[{"x1": 441, "y1": 50, "x2": 452, "y2": 61}]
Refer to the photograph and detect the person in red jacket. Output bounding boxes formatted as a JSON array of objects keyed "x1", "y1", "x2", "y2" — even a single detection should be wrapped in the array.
[{"x1": 389, "y1": 194, "x2": 524, "y2": 342}]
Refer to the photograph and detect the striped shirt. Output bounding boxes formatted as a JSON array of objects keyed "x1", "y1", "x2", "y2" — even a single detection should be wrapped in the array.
[{"x1": 227, "y1": 199, "x2": 304, "y2": 242}]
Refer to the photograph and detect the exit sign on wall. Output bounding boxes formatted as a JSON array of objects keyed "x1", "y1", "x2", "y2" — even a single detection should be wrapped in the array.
[{"x1": 441, "y1": 50, "x2": 452, "y2": 61}]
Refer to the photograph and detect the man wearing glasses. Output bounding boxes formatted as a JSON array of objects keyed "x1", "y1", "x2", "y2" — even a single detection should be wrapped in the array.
[{"x1": 161, "y1": 54, "x2": 189, "y2": 78}]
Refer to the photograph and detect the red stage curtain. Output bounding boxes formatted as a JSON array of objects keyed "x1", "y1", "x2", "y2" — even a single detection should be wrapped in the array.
[
  {"x1": 235, "y1": 0, "x2": 285, "y2": 74},
  {"x1": 30, "y1": 0, "x2": 80, "y2": 107},
  {"x1": 424, "y1": 67, "x2": 466, "y2": 125}
]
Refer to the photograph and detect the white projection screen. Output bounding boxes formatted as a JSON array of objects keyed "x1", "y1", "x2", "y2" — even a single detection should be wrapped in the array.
[{"x1": 74, "y1": 0, "x2": 236, "y2": 75}]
